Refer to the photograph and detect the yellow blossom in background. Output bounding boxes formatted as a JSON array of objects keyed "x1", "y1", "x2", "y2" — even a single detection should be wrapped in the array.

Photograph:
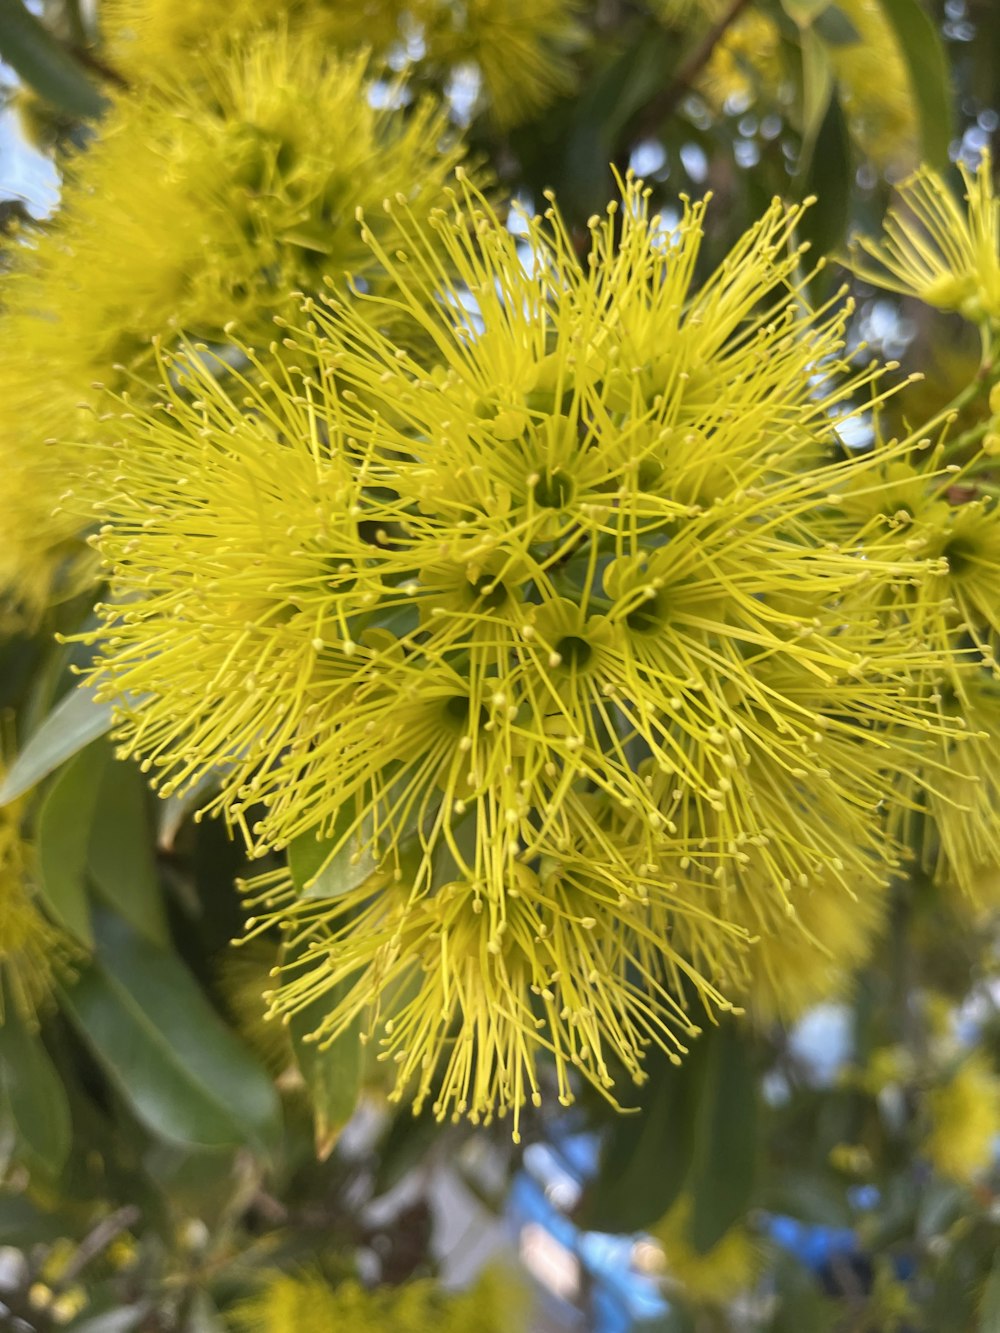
[
  {"x1": 420, "y1": 0, "x2": 583, "y2": 126},
  {"x1": 230, "y1": 1268, "x2": 516, "y2": 1333},
  {"x1": 0, "y1": 787, "x2": 70, "y2": 1025},
  {"x1": 924, "y1": 1052, "x2": 1000, "y2": 1184},
  {"x1": 698, "y1": 7, "x2": 786, "y2": 111},
  {"x1": 714, "y1": 860, "x2": 889, "y2": 1027},
  {"x1": 851, "y1": 152, "x2": 1000, "y2": 321},
  {"x1": 68, "y1": 171, "x2": 965, "y2": 1127},
  {"x1": 0, "y1": 30, "x2": 464, "y2": 612},
  {"x1": 650, "y1": 1195, "x2": 759, "y2": 1306},
  {"x1": 103, "y1": 0, "x2": 583, "y2": 127},
  {"x1": 832, "y1": 0, "x2": 918, "y2": 171}
]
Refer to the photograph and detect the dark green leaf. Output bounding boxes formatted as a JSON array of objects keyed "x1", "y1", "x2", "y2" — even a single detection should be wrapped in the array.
[
  {"x1": 0, "y1": 1007, "x2": 72, "y2": 1177},
  {"x1": 0, "y1": 1193, "x2": 67, "y2": 1244},
  {"x1": 876, "y1": 0, "x2": 954, "y2": 171},
  {"x1": 585, "y1": 1047, "x2": 705, "y2": 1232},
  {"x1": 980, "y1": 1255, "x2": 1000, "y2": 1331},
  {"x1": 0, "y1": 0, "x2": 105, "y2": 119},
  {"x1": 798, "y1": 86, "x2": 852, "y2": 281},
  {"x1": 0, "y1": 684, "x2": 114, "y2": 805},
  {"x1": 288, "y1": 984, "x2": 364, "y2": 1160},
  {"x1": 688, "y1": 1022, "x2": 758, "y2": 1253},
  {"x1": 34, "y1": 741, "x2": 110, "y2": 946},
  {"x1": 813, "y1": 4, "x2": 861, "y2": 45},
  {"x1": 87, "y1": 756, "x2": 169, "y2": 947},
  {"x1": 60, "y1": 910, "x2": 281, "y2": 1153}
]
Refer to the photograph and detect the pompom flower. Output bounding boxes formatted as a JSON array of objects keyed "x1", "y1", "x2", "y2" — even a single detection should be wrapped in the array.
[
  {"x1": 104, "y1": 0, "x2": 582, "y2": 128},
  {"x1": 850, "y1": 151, "x2": 1000, "y2": 322},
  {"x1": 924, "y1": 1051, "x2": 1000, "y2": 1184},
  {"x1": 0, "y1": 787, "x2": 71, "y2": 1025},
  {"x1": 75, "y1": 173, "x2": 958, "y2": 1127},
  {"x1": 0, "y1": 30, "x2": 464, "y2": 611},
  {"x1": 230, "y1": 1269, "x2": 514, "y2": 1333}
]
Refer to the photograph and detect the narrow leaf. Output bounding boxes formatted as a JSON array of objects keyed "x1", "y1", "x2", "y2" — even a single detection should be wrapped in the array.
[
  {"x1": 979, "y1": 1255, "x2": 1000, "y2": 1331},
  {"x1": 876, "y1": 0, "x2": 954, "y2": 170},
  {"x1": 0, "y1": 1007, "x2": 72, "y2": 1177},
  {"x1": 60, "y1": 910, "x2": 281, "y2": 1153},
  {"x1": 688, "y1": 1022, "x2": 758, "y2": 1253},
  {"x1": 0, "y1": 0, "x2": 105, "y2": 118},
  {"x1": 289, "y1": 987, "x2": 364, "y2": 1160},
  {"x1": 0, "y1": 684, "x2": 114, "y2": 806},
  {"x1": 87, "y1": 756, "x2": 169, "y2": 946},
  {"x1": 34, "y1": 741, "x2": 110, "y2": 946},
  {"x1": 585, "y1": 1047, "x2": 706, "y2": 1232}
]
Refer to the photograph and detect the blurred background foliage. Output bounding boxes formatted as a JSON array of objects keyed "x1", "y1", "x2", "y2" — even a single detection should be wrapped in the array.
[{"x1": 0, "y1": 1, "x2": 999, "y2": 1331}]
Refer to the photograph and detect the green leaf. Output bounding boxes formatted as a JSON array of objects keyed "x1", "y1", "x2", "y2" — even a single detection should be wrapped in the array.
[
  {"x1": 156, "y1": 767, "x2": 224, "y2": 852},
  {"x1": 34, "y1": 741, "x2": 110, "y2": 947},
  {"x1": 60, "y1": 910, "x2": 281, "y2": 1154},
  {"x1": 0, "y1": 0, "x2": 105, "y2": 118},
  {"x1": 977, "y1": 1254, "x2": 1000, "y2": 1331},
  {"x1": 0, "y1": 1007, "x2": 72, "y2": 1177},
  {"x1": 813, "y1": 4, "x2": 861, "y2": 45},
  {"x1": 585, "y1": 1047, "x2": 704, "y2": 1232},
  {"x1": 688, "y1": 1022, "x2": 758, "y2": 1253},
  {"x1": 799, "y1": 26, "x2": 835, "y2": 162},
  {"x1": 876, "y1": 0, "x2": 954, "y2": 170},
  {"x1": 288, "y1": 984, "x2": 364, "y2": 1160},
  {"x1": 0, "y1": 684, "x2": 115, "y2": 806},
  {"x1": 87, "y1": 756, "x2": 169, "y2": 947},
  {"x1": 798, "y1": 85, "x2": 853, "y2": 277},
  {"x1": 0, "y1": 1193, "x2": 67, "y2": 1245},
  {"x1": 781, "y1": 0, "x2": 832, "y2": 22}
]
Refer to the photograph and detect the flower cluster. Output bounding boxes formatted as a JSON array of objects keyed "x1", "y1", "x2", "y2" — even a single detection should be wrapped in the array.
[
  {"x1": 78, "y1": 173, "x2": 960, "y2": 1131},
  {"x1": 230, "y1": 1268, "x2": 514, "y2": 1333},
  {"x1": 0, "y1": 786, "x2": 70, "y2": 1024},
  {"x1": 851, "y1": 152, "x2": 1000, "y2": 321},
  {"x1": 104, "y1": 0, "x2": 582, "y2": 127},
  {"x1": 0, "y1": 29, "x2": 463, "y2": 613}
]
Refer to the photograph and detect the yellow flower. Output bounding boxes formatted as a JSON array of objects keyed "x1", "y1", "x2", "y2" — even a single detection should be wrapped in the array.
[
  {"x1": 0, "y1": 789, "x2": 70, "y2": 1025},
  {"x1": 699, "y1": 9, "x2": 786, "y2": 110},
  {"x1": 75, "y1": 173, "x2": 957, "y2": 1125},
  {"x1": 0, "y1": 30, "x2": 464, "y2": 612},
  {"x1": 420, "y1": 0, "x2": 584, "y2": 127},
  {"x1": 832, "y1": 0, "x2": 918, "y2": 170},
  {"x1": 924, "y1": 1051, "x2": 1000, "y2": 1184},
  {"x1": 248, "y1": 839, "x2": 739, "y2": 1137},
  {"x1": 720, "y1": 861, "x2": 889, "y2": 1026},
  {"x1": 230, "y1": 1268, "x2": 516, "y2": 1333},
  {"x1": 650, "y1": 1195, "x2": 759, "y2": 1306},
  {"x1": 850, "y1": 152, "x2": 1000, "y2": 322},
  {"x1": 105, "y1": 0, "x2": 582, "y2": 127}
]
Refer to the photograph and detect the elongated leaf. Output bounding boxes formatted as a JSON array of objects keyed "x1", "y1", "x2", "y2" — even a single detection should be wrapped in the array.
[
  {"x1": 799, "y1": 86, "x2": 852, "y2": 278},
  {"x1": 289, "y1": 986, "x2": 364, "y2": 1160},
  {"x1": 798, "y1": 27, "x2": 834, "y2": 172},
  {"x1": 813, "y1": 4, "x2": 861, "y2": 45},
  {"x1": 979, "y1": 1255, "x2": 1000, "y2": 1331},
  {"x1": 0, "y1": 1007, "x2": 72, "y2": 1177},
  {"x1": 0, "y1": 684, "x2": 114, "y2": 806},
  {"x1": 688, "y1": 1022, "x2": 758, "y2": 1253},
  {"x1": 585, "y1": 1046, "x2": 706, "y2": 1232},
  {"x1": 0, "y1": 0, "x2": 105, "y2": 118},
  {"x1": 88, "y1": 756, "x2": 169, "y2": 947},
  {"x1": 34, "y1": 741, "x2": 110, "y2": 946},
  {"x1": 877, "y1": 0, "x2": 953, "y2": 170},
  {"x1": 60, "y1": 910, "x2": 281, "y2": 1154}
]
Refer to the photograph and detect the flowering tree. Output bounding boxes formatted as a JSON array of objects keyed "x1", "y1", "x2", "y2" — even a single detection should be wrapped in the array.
[{"x1": 0, "y1": 1, "x2": 999, "y2": 1329}]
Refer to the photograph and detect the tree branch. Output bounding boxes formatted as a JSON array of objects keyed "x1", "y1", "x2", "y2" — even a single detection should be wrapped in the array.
[{"x1": 627, "y1": 0, "x2": 755, "y2": 144}]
